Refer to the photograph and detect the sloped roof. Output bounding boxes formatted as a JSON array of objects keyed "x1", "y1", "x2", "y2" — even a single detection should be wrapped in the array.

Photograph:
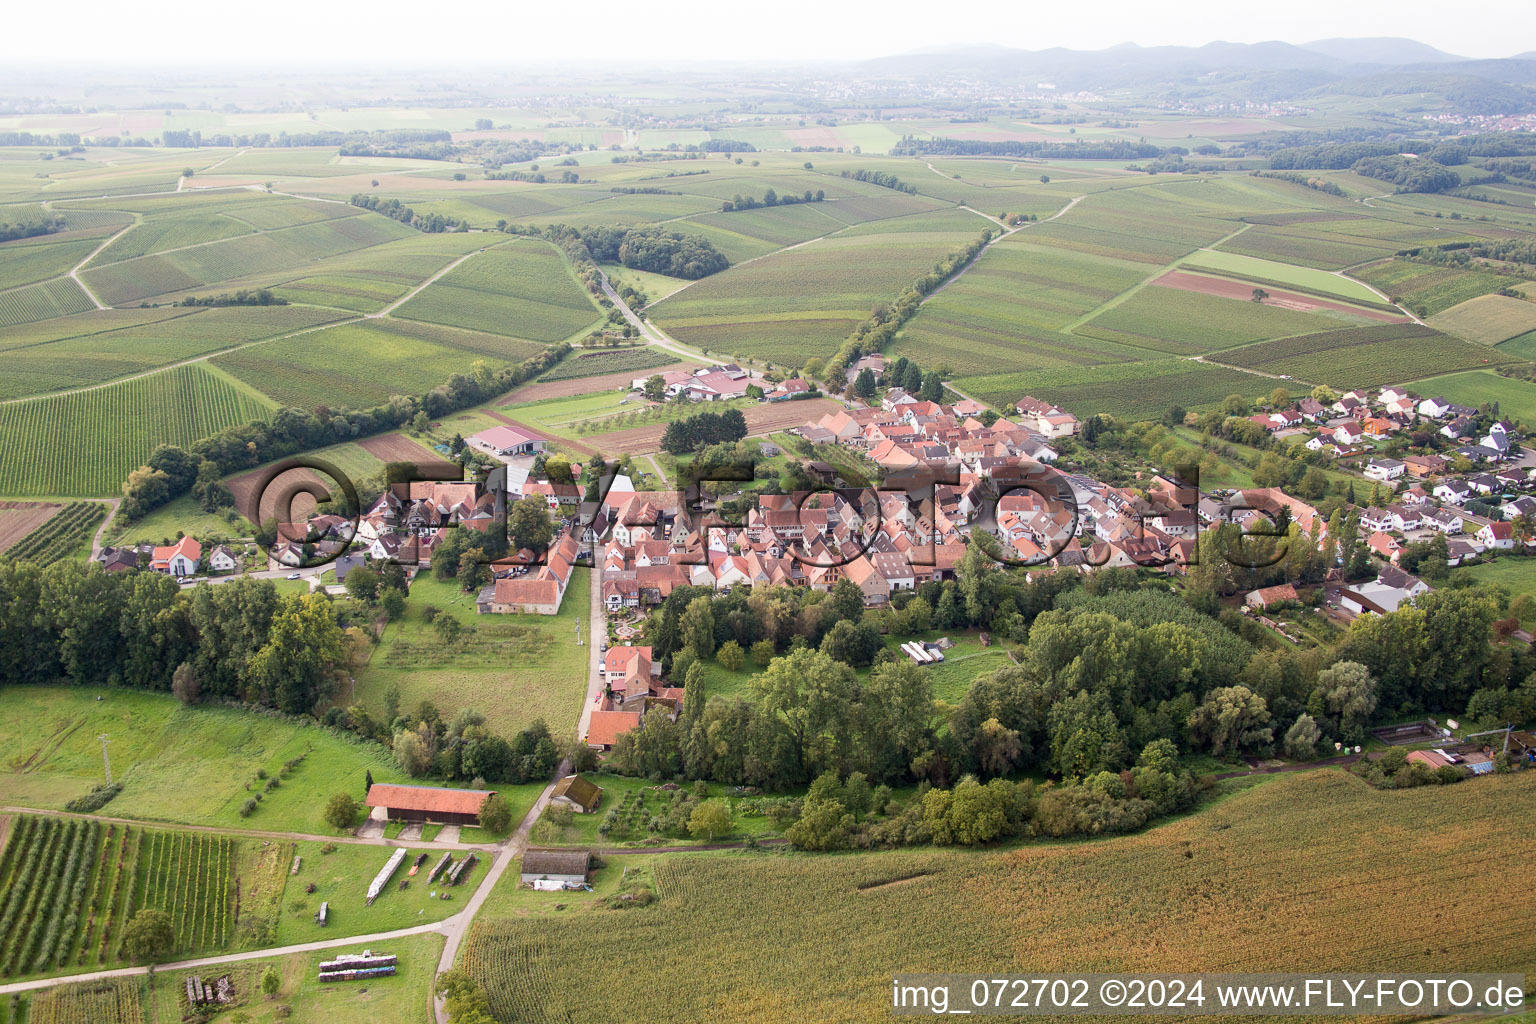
[
  {"x1": 550, "y1": 774, "x2": 603, "y2": 812},
  {"x1": 521, "y1": 849, "x2": 591, "y2": 877},
  {"x1": 364, "y1": 784, "x2": 493, "y2": 816}
]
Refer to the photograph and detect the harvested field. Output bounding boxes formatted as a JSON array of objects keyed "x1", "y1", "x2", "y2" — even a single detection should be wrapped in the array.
[
  {"x1": 1154, "y1": 271, "x2": 1405, "y2": 322},
  {"x1": 502, "y1": 363, "x2": 698, "y2": 405},
  {"x1": 356, "y1": 433, "x2": 441, "y2": 464},
  {"x1": 0, "y1": 500, "x2": 65, "y2": 553},
  {"x1": 585, "y1": 398, "x2": 841, "y2": 455}
]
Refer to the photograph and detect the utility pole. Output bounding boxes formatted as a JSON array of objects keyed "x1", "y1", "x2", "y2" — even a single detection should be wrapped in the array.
[{"x1": 98, "y1": 734, "x2": 112, "y2": 785}]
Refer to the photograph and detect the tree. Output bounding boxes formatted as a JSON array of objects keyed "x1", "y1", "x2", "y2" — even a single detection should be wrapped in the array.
[
  {"x1": 171, "y1": 661, "x2": 200, "y2": 704},
  {"x1": 853, "y1": 367, "x2": 877, "y2": 398},
  {"x1": 680, "y1": 595, "x2": 716, "y2": 660},
  {"x1": 716, "y1": 639, "x2": 745, "y2": 671},
  {"x1": 249, "y1": 594, "x2": 345, "y2": 714},
  {"x1": 261, "y1": 964, "x2": 281, "y2": 999},
  {"x1": 393, "y1": 729, "x2": 432, "y2": 776},
  {"x1": 1269, "y1": 387, "x2": 1291, "y2": 408},
  {"x1": 974, "y1": 718, "x2": 1024, "y2": 777},
  {"x1": 478, "y1": 792, "x2": 513, "y2": 834},
  {"x1": 1251, "y1": 288, "x2": 1270, "y2": 303},
  {"x1": 324, "y1": 792, "x2": 359, "y2": 830},
  {"x1": 688, "y1": 799, "x2": 733, "y2": 841},
  {"x1": 434, "y1": 614, "x2": 463, "y2": 644},
  {"x1": 1314, "y1": 660, "x2": 1378, "y2": 739},
  {"x1": 920, "y1": 371, "x2": 944, "y2": 403},
  {"x1": 365, "y1": 769, "x2": 375, "y2": 794},
  {"x1": 1283, "y1": 713, "x2": 1322, "y2": 760},
  {"x1": 544, "y1": 453, "x2": 574, "y2": 484},
  {"x1": 643, "y1": 374, "x2": 667, "y2": 402},
  {"x1": 507, "y1": 496, "x2": 555, "y2": 552},
  {"x1": 381, "y1": 589, "x2": 406, "y2": 621},
  {"x1": 750, "y1": 638, "x2": 775, "y2": 666},
  {"x1": 343, "y1": 565, "x2": 379, "y2": 603},
  {"x1": 1187, "y1": 686, "x2": 1273, "y2": 757},
  {"x1": 121, "y1": 908, "x2": 174, "y2": 963},
  {"x1": 457, "y1": 550, "x2": 492, "y2": 594}
]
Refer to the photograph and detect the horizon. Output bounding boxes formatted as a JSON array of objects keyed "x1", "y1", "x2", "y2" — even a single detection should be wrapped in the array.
[{"x1": 2, "y1": 0, "x2": 1533, "y2": 69}]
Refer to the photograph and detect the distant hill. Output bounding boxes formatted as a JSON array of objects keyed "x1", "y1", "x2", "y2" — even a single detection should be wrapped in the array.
[{"x1": 1301, "y1": 37, "x2": 1464, "y2": 64}]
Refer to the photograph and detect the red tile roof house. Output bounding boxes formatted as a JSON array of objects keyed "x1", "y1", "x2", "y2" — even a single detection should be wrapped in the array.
[
  {"x1": 1244, "y1": 583, "x2": 1299, "y2": 609},
  {"x1": 363, "y1": 783, "x2": 496, "y2": 827},
  {"x1": 151, "y1": 536, "x2": 201, "y2": 577}
]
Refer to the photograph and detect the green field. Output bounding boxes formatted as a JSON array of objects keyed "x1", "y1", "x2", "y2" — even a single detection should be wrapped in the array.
[
  {"x1": 350, "y1": 572, "x2": 591, "y2": 742},
  {"x1": 0, "y1": 305, "x2": 342, "y2": 400},
  {"x1": 461, "y1": 772, "x2": 1536, "y2": 1024},
  {"x1": 144, "y1": 932, "x2": 445, "y2": 1024},
  {"x1": 0, "y1": 500, "x2": 109, "y2": 566},
  {"x1": 1427, "y1": 293, "x2": 1536, "y2": 345},
  {"x1": 393, "y1": 240, "x2": 599, "y2": 341},
  {"x1": 1454, "y1": 556, "x2": 1536, "y2": 601},
  {"x1": 1411, "y1": 368, "x2": 1536, "y2": 424},
  {"x1": 0, "y1": 686, "x2": 409, "y2": 835},
  {"x1": 0, "y1": 363, "x2": 276, "y2": 497},
  {"x1": 955, "y1": 358, "x2": 1267, "y2": 421},
  {"x1": 1353, "y1": 258, "x2": 1529, "y2": 317},
  {"x1": 1074, "y1": 283, "x2": 1344, "y2": 356},
  {"x1": 534, "y1": 345, "x2": 680, "y2": 383},
  {"x1": 1179, "y1": 249, "x2": 1383, "y2": 303},
  {"x1": 0, "y1": 278, "x2": 94, "y2": 328},
  {"x1": 1210, "y1": 324, "x2": 1517, "y2": 389},
  {"x1": 0, "y1": 233, "x2": 107, "y2": 290},
  {"x1": 213, "y1": 318, "x2": 543, "y2": 410},
  {"x1": 651, "y1": 211, "x2": 980, "y2": 365}
]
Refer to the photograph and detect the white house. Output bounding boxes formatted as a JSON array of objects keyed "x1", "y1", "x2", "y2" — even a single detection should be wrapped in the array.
[
  {"x1": 208, "y1": 544, "x2": 239, "y2": 574},
  {"x1": 1364, "y1": 458, "x2": 1405, "y2": 482},
  {"x1": 150, "y1": 536, "x2": 201, "y2": 577},
  {"x1": 1478, "y1": 521, "x2": 1515, "y2": 551},
  {"x1": 1418, "y1": 396, "x2": 1452, "y2": 419}
]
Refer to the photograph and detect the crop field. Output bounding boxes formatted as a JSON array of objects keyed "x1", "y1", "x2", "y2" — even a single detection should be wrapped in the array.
[
  {"x1": 0, "y1": 816, "x2": 234, "y2": 979},
  {"x1": 1499, "y1": 329, "x2": 1536, "y2": 361},
  {"x1": 23, "y1": 978, "x2": 145, "y2": 1024},
  {"x1": 1152, "y1": 270, "x2": 1404, "y2": 322},
  {"x1": 0, "y1": 278, "x2": 94, "y2": 328},
  {"x1": 0, "y1": 500, "x2": 64, "y2": 553},
  {"x1": 0, "y1": 306, "x2": 194, "y2": 351},
  {"x1": 394, "y1": 241, "x2": 599, "y2": 341},
  {"x1": 0, "y1": 234, "x2": 103, "y2": 290},
  {"x1": 1426, "y1": 293, "x2": 1536, "y2": 345},
  {"x1": 652, "y1": 219, "x2": 991, "y2": 366},
  {"x1": 887, "y1": 237, "x2": 1151, "y2": 376},
  {"x1": 1024, "y1": 183, "x2": 1252, "y2": 263},
  {"x1": 1411, "y1": 369, "x2": 1536, "y2": 424},
  {"x1": 351, "y1": 574, "x2": 591, "y2": 740},
  {"x1": 461, "y1": 772, "x2": 1536, "y2": 1024},
  {"x1": 955, "y1": 358, "x2": 1265, "y2": 421},
  {"x1": 0, "y1": 500, "x2": 108, "y2": 565},
  {"x1": 1351, "y1": 259, "x2": 1528, "y2": 317},
  {"x1": 90, "y1": 211, "x2": 254, "y2": 265},
  {"x1": 213, "y1": 319, "x2": 540, "y2": 410},
  {"x1": 0, "y1": 364, "x2": 276, "y2": 497},
  {"x1": 1178, "y1": 249, "x2": 1383, "y2": 303},
  {"x1": 0, "y1": 687, "x2": 408, "y2": 834},
  {"x1": 1209, "y1": 323, "x2": 1516, "y2": 388},
  {"x1": 0, "y1": 305, "x2": 342, "y2": 400},
  {"x1": 1073, "y1": 283, "x2": 1343, "y2": 355},
  {"x1": 535, "y1": 345, "x2": 677, "y2": 383},
  {"x1": 80, "y1": 214, "x2": 417, "y2": 305},
  {"x1": 264, "y1": 231, "x2": 492, "y2": 311}
]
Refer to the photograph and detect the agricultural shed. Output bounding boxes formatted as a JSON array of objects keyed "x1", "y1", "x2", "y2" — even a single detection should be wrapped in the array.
[
  {"x1": 520, "y1": 849, "x2": 591, "y2": 886},
  {"x1": 364, "y1": 783, "x2": 495, "y2": 826},
  {"x1": 550, "y1": 774, "x2": 603, "y2": 813}
]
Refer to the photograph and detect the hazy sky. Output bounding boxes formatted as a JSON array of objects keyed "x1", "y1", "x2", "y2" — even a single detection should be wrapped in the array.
[{"x1": 7, "y1": 0, "x2": 1532, "y2": 64}]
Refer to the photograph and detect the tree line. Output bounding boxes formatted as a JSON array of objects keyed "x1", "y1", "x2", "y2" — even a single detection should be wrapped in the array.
[
  {"x1": 720, "y1": 188, "x2": 824, "y2": 212},
  {"x1": 0, "y1": 205, "x2": 62, "y2": 244},
  {"x1": 578, "y1": 225, "x2": 730, "y2": 279},
  {"x1": 348, "y1": 194, "x2": 468, "y2": 233},
  {"x1": 839, "y1": 169, "x2": 917, "y2": 194}
]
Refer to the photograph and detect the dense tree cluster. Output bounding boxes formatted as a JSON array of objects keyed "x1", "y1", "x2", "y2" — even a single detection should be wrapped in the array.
[
  {"x1": 0, "y1": 205, "x2": 62, "y2": 244},
  {"x1": 1351, "y1": 154, "x2": 1463, "y2": 194},
  {"x1": 0, "y1": 564, "x2": 346, "y2": 715},
  {"x1": 173, "y1": 287, "x2": 287, "y2": 307},
  {"x1": 839, "y1": 169, "x2": 917, "y2": 193},
  {"x1": 348, "y1": 194, "x2": 468, "y2": 232},
  {"x1": 385, "y1": 705, "x2": 560, "y2": 786},
  {"x1": 1251, "y1": 170, "x2": 1346, "y2": 196},
  {"x1": 578, "y1": 225, "x2": 729, "y2": 279},
  {"x1": 720, "y1": 188, "x2": 824, "y2": 212},
  {"x1": 659, "y1": 407, "x2": 748, "y2": 454}
]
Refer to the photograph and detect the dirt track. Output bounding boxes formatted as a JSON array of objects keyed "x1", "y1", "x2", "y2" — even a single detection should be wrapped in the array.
[
  {"x1": 585, "y1": 397, "x2": 841, "y2": 456},
  {"x1": 0, "y1": 501, "x2": 65, "y2": 552}
]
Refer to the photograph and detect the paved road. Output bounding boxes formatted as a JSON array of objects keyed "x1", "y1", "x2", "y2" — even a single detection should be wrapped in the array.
[
  {"x1": 432, "y1": 775, "x2": 559, "y2": 1024},
  {"x1": 578, "y1": 566, "x2": 606, "y2": 741},
  {"x1": 599, "y1": 274, "x2": 708, "y2": 363}
]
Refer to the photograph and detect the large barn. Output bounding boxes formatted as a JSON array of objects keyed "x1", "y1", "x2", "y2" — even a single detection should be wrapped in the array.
[
  {"x1": 364, "y1": 783, "x2": 496, "y2": 827},
  {"x1": 520, "y1": 849, "x2": 591, "y2": 887}
]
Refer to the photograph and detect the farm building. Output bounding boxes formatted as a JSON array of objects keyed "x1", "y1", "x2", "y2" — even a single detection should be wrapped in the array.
[
  {"x1": 1245, "y1": 584, "x2": 1298, "y2": 609},
  {"x1": 468, "y1": 424, "x2": 547, "y2": 456},
  {"x1": 550, "y1": 774, "x2": 603, "y2": 813},
  {"x1": 520, "y1": 849, "x2": 591, "y2": 887},
  {"x1": 364, "y1": 783, "x2": 496, "y2": 826}
]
